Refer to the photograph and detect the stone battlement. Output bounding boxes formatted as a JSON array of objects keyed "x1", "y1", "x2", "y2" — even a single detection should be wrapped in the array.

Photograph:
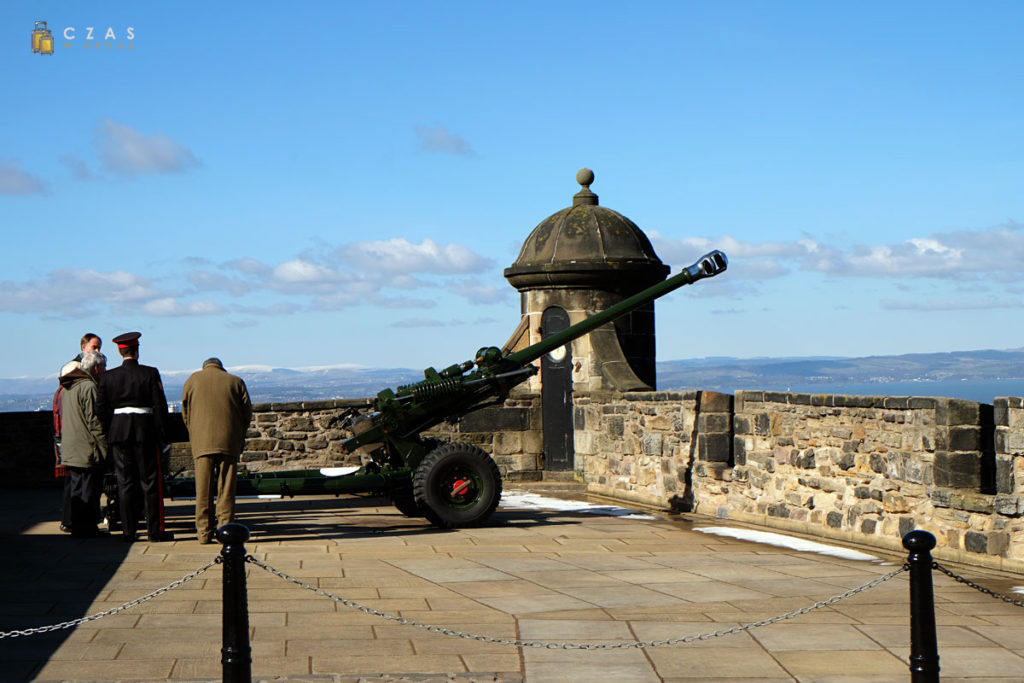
[{"x1": 3, "y1": 390, "x2": 1021, "y2": 571}]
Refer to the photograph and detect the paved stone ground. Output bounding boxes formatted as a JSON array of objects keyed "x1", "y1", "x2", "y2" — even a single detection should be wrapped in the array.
[{"x1": 2, "y1": 487, "x2": 1024, "y2": 682}]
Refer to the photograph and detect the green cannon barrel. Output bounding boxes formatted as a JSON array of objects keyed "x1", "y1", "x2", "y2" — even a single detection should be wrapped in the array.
[{"x1": 504, "y1": 249, "x2": 727, "y2": 367}]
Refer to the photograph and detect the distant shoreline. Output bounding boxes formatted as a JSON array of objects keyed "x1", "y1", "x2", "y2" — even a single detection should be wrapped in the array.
[
  {"x1": 5, "y1": 378, "x2": 1021, "y2": 413},
  {"x1": 662, "y1": 379, "x2": 1023, "y2": 404}
]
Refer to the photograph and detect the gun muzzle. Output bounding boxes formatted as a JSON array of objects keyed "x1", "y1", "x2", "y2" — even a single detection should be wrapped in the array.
[{"x1": 686, "y1": 250, "x2": 728, "y2": 280}]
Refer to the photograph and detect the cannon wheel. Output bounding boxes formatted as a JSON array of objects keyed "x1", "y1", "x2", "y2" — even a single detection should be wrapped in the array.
[
  {"x1": 413, "y1": 442, "x2": 501, "y2": 529},
  {"x1": 389, "y1": 486, "x2": 421, "y2": 517},
  {"x1": 388, "y1": 438, "x2": 443, "y2": 517}
]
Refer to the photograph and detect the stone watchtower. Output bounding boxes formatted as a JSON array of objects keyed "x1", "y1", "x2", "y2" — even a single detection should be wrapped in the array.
[
  {"x1": 503, "y1": 169, "x2": 669, "y2": 472},
  {"x1": 504, "y1": 168, "x2": 669, "y2": 393}
]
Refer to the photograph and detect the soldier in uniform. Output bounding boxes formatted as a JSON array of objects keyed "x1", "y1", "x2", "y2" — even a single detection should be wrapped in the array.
[{"x1": 98, "y1": 332, "x2": 174, "y2": 542}]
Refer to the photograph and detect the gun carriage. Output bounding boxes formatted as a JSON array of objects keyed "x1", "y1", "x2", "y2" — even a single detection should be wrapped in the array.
[{"x1": 140, "y1": 250, "x2": 727, "y2": 530}]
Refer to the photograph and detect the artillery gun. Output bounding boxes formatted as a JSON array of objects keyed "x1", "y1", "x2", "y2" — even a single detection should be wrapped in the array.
[{"x1": 157, "y1": 250, "x2": 727, "y2": 530}]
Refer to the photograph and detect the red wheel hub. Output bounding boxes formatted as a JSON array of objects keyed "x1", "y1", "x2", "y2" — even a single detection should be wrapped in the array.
[{"x1": 451, "y1": 478, "x2": 470, "y2": 497}]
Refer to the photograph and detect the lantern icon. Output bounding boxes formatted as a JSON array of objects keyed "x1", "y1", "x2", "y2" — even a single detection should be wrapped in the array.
[{"x1": 32, "y1": 21, "x2": 54, "y2": 55}]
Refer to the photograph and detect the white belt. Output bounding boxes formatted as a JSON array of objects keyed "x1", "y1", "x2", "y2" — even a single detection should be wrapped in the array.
[{"x1": 114, "y1": 407, "x2": 153, "y2": 415}]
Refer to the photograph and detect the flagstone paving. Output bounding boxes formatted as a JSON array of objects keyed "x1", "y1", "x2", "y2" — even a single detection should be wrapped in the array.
[{"x1": 1, "y1": 488, "x2": 1023, "y2": 682}]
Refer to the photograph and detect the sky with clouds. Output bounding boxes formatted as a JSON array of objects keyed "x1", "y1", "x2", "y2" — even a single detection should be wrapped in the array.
[{"x1": 3, "y1": 2, "x2": 1024, "y2": 377}]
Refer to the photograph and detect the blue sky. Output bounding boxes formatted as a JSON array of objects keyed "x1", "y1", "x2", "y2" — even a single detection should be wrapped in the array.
[{"x1": 3, "y1": 2, "x2": 1023, "y2": 377}]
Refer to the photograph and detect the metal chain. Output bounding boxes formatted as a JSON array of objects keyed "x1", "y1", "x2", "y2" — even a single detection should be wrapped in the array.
[
  {"x1": 246, "y1": 555, "x2": 906, "y2": 650},
  {"x1": 932, "y1": 562, "x2": 1024, "y2": 608},
  {"x1": 0, "y1": 557, "x2": 222, "y2": 639}
]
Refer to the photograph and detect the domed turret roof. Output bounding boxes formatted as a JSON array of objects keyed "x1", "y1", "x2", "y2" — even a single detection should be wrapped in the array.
[{"x1": 504, "y1": 169, "x2": 669, "y2": 292}]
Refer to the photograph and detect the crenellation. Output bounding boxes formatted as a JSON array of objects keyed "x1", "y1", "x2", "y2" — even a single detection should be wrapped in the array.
[{"x1": 6, "y1": 382, "x2": 1024, "y2": 571}]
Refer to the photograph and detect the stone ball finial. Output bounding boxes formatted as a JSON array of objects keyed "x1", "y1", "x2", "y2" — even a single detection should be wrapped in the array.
[{"x1": 573, "y1": 168, "x2": 598, "y2": 206}]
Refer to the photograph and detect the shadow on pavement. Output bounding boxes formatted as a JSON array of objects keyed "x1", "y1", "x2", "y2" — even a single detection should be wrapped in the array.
[
  {"x1": 0, "y1": 488, "x2": 590, "y2": 679},
  {"x1": 0, "y1": 489, "x2": 133, "y2": 680}
]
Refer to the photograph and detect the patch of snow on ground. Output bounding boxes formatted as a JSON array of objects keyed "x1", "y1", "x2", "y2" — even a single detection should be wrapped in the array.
[
  {"x1": 1013, "y1": 586, "x2": 1024, "y2": 595},
  {"x1": 696, "y1": 526, "x2": 879, "y2": 561},
  {"x1": 500, "y1": 491, "x2": 655, "y2": 519},
  {"x1": 319, "y1": 466, "x2": 360, "y2": 477}
]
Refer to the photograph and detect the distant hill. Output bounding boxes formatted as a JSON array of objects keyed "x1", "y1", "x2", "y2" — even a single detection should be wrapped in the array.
[
  {"x1": 0, "y1": 365, "x2": 422, "y2": 413},
  {"x1": 3, "y1": 348, "x2": 1022, "y2": 412},
  {"x1": 655, "y1": 349, "x2": 1024, "y2": 400}
]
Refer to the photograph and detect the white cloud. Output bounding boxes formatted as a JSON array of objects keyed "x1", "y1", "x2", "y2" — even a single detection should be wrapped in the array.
[
  {"x1": 187, "y1": 271, "x2": 253, "y2": 296},
  {"x1": 652, "y1": 221, "x2": 1024, "y2": 281},
  {"x1": 413, "y1": 124, "x2": 476, "y2": 156},
  {"x1": 650, "y1": 232, "x2": 817, "y2": 279},
  {"x1": 273, "y1": 259, "x2": 344, "y2": 284},
  {"x1": 390, "y1": 317, "x2": 455, "y2": 328},
  {"x1": 0, "y1": 159, "x2": 47, "y2": 195},
  {"x1": 232, "y1": 303, "x2": 302, "y2": 316},
  {"x1": 448, "y1": 278, "x2": 511, "y2": 304},
  {"x1": 0, "y1": 269, "x2": 161, "y2": 315},
  {"x1": 95, "y1": 118, "x2": 200, "y2": 175},
  {"x1": 880, "y1": 297, "x2": 1023, "y2": 311},
  {"x1": 337, "y1": 238, "x2": 492, "y2": 274},
  {"x1": 226, "y1": 258, "x2": 273, "y2": 276},
  {"x1": 142, "y1": 298, "x2": 224, "y2": 316}
]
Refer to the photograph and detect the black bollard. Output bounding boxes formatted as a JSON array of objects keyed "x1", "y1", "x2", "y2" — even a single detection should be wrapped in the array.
[
  {"x1": 217, "y1": 523, "x2": 252, "y2": 683},
  {"x1": 903, "y1": 530, "x2": 940, "y2": 682}
]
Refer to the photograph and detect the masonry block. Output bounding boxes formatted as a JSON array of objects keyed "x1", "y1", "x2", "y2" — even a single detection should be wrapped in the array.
[
  {"x1": 899, "y1": 517, "x2": 916, "y2": 537},
  {"x1": 461, "y1": 405, "x2": 531, "y2": 432},
  {"x1": 698, "y1": 433, "x2": 731, "y2": 463},
  {"x1": 754, "y1": 413, "x2": 770, "y2": 436},
  {"x1": 948, "y1": 426, "x2": 982, "y2": 452},
  {"x1": 734, "y1": 416, "x2": 752, "y2": 435},
  {"x1": 964, "y1": 531, "x2": 988, "y2": 554},
  {"x1": 996, "y1": 455, "x2": 1014, "y2": 495},
  {"x1": 700, "y1": 391, "x2": 733, "y2": 412},
  {"x1": 733, "y1": 436, "x2": 747, "y2": 465},
  {"x1": 700, "y1": 413, "x2": 730, "y2": 433},
  {"x1": 936, "y1": 399, "x2": 980, "y2": 426},
  {"x1": 934, "y1": 451, "x2": 981, "y2": 489}
]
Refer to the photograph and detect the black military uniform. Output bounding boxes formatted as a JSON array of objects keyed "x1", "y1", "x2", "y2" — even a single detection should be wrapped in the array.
[{"x1": 98, "y1": 332, "x2": 173, "y2": 542}]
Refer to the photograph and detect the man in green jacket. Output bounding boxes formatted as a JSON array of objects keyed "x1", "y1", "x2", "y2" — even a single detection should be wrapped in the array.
[
  {"x1": 182, "y1": 358, "x2": 252, "y2": 543},
  {"x1": 61, "y1": 350, "x2": 109, "y2": 538}
]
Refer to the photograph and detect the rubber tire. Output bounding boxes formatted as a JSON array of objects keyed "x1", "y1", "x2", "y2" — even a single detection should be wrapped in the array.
[
  {"x1": 389, "y1": 437, "x2": 443, "y2": 516},
  {"x1": 413, "y1": 442, "x2": 502, "y2": 529},
  {"x1": 390, "y1": 485, "x2": 422, "y2": 517}
]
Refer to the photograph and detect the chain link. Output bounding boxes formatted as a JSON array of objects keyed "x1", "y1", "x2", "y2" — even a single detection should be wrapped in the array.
[
  {"x1": 246, "y1": 555, "x2": 906, "y2": 650},
  {"x1": 932, "y1": 562, "x2": 1024, "y2": 608},
  {"x1": 0, "y1": 557, "x2": 222, "y2": 639}
]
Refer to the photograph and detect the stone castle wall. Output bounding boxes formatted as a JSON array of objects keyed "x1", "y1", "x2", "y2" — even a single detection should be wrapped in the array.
[
  {"x1": 573, "y1": 390, "x2": 1024, "y2": 571},
  {"x1": 5, "y1": 391, "x2": 1023, "y2": 571},
  {"x1": 169, "y1": 395, "x2": 544, "y2": 481}
]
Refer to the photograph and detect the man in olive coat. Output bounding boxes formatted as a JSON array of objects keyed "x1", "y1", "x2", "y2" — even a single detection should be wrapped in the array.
[
  {"x1": 60, "y1": 351, "x2": 109, "y2": 537},
  {"x1": 182, "y1": 358, "x2": 252, "y2": 543}
]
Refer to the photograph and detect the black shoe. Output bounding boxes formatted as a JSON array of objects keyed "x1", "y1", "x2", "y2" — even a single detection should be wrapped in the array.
[
  {"x1": 59, "y1": 524, "x2": 72, "y2": 533},
  {"x1": 149, "y1": 531, "x2": 175, "y2": 542}
]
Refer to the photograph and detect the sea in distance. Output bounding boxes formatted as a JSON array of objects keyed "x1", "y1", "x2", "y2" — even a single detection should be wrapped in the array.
[{"x1": 706, "y1": 379, "x2": 1023, "y2": 404}]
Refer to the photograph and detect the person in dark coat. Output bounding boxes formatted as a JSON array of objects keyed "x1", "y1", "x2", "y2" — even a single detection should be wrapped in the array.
[
  {"x1": 182, "y1": 358, "x2": 252, "y2": 543},
  {"x1": 56, "y1": 333, "x2": 101, "y2": 532},
  {"x1": 60, "y1": 351, "x2": 109, "y2": 537},
  {"x1": 53, "y1": 359, "x2": 81, "y2": 533},
  {"x1": 98, "y1": 332, "x2": 173, "y2": 543}
]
